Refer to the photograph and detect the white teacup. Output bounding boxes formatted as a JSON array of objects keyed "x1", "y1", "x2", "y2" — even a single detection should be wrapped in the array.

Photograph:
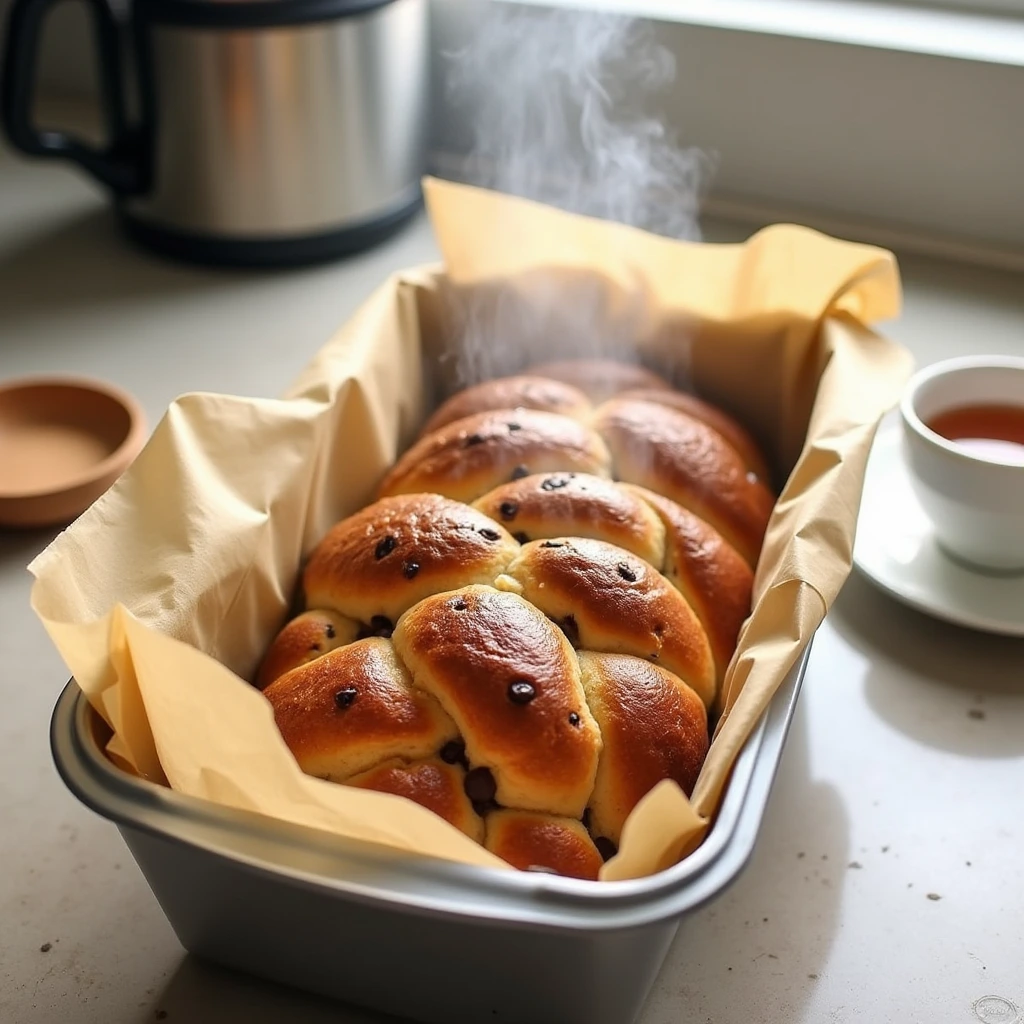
[{"x1": 900, "y1": 355, "x2": 1024, "y2": 574}]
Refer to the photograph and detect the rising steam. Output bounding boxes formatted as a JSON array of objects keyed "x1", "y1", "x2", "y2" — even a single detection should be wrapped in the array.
[
  {"x1": 440, "y1": 4, "x2": 711, "y2": 387},
  {"x1": 446, "y1": 5, "x2": 708, "y2": 240}
]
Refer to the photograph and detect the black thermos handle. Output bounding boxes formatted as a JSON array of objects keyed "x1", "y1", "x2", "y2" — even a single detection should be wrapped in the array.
[{"x1": 1, "y1": 0, "x2": 145, "y2": 194}]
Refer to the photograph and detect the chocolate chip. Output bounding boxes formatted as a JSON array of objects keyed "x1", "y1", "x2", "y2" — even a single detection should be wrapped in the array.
[
  {"x1": 450, "y1": 597, "x2": 468, "y2": 611},
  {"x1": 510, "y1": 464, "x2": 529, "y2": 481},
  {"x1": 595, "y1": 837, "x2": 617, "y2": 861},
  {"x1": 558, "y1": 615, "x2": 580, "y2": 647},
  {"x1": 541, "y1": 540, "x2": 565, "y2": 549},
  {"x1": 617, "y1": 562, "x2": 638, "y2": 582},
  {"x1": 479, "y1": 528, "x2": 501, "y2": 541},
  {"x1": 324, "y1": 622, "x2": 336, "y2": 639},
  {"x1": 465, "y1": 433, "x2": 486, "y2": 447},
  {"x1": 308, "y1": 643, "x2": 321, "y2": 653},
  {"x1": 508, "y1": 680, "x2": 536, "y2": 704},
  {"x1": 334, "y1": 687, "x2": 358, "y2": 710},
  {"x1": 653, "y1": 622, "x2": 664, "y2": 637},
  {"x1": 464, "y1": 767, "x2": 497, "y2": 804},
  {"x1": 375, "y1": 535, "x2": 397, "y2": 560},
  {"x1": 358, "y1": 615, "x2": 393, "y2": 639},
  {"x1": 513, "y1": 531, "x2": 530, "y2": 544},
  {"x1": 568, "y1": 711, "x2": 581, "y2": 727},
  {"x1": 541, "y1": 475, "x2": 571, "y2": 492},
  {"x1": 440, "y1": 739, "x2": 467, "y2": 766},
  {"x1": 402, "y1": 561, "x2": 420, "y2": 579},
  {"x1": 499, "y1": 500, "x2": 519, "y2": 520},
  {"x1": 507, "y1": 422, "x2": 522, "y2": 432}
]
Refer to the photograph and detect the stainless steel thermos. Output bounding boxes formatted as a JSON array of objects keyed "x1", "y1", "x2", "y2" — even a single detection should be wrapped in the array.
[{"x1": 2, "y1": 0, "x2": 428, "y2": 265}]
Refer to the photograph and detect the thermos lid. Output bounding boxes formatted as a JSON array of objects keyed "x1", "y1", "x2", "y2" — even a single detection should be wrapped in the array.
[{"x1": 142, "y1": 0, "x2": 398, "y2": 28}]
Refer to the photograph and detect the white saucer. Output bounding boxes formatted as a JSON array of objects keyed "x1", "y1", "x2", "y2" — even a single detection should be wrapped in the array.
[{"x1": 853, "y1": 414, "x2": 1024, "y2": 637}]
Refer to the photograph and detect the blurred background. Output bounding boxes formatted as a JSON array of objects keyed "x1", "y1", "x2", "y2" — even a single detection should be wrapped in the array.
[{"x1": 2, "y1": 0, "x2": 1024, "y2": 265}]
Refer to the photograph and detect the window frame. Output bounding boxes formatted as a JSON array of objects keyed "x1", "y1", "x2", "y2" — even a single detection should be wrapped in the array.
[{"x1": 430, "y1": 0, "x2": 1024, "y2": 266}]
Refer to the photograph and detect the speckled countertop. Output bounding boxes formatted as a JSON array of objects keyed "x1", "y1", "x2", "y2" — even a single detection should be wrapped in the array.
[{"x1": 2, "y1": 141, "x2": 1024, "y2": 1024}]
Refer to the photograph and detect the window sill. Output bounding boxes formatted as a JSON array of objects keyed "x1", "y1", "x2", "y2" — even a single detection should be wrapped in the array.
[
  {"x1": 431, "y1": 1, "x2": 1024, "y2": 268},
  {"x1": 499, "y1": 0, "x2": 1024, "y2": 67}
]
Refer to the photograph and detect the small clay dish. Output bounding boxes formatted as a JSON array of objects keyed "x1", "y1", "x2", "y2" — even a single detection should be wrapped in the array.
[{"x1": 0, "y1": 376, "x2": 146, "y2": 528}]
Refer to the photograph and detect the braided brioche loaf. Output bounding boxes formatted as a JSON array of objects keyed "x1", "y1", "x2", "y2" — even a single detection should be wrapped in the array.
[{"x1": 256, "y1": 360, "x2": 774, "y2": 880}]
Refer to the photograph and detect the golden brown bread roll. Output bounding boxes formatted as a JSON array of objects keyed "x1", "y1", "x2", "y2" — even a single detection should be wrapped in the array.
[
  {"x1": 484, "y1": 810, "x2": 604, "y2": 880},
  {"x1": 475, "y1": 474, "x2": 750, "y2": 691},
  {"x1": 256, "y1": 609, "x2": 360, "y2": 690},
  {"x1": 579, "y1": 653, "x2": 708, "y2": 846},
  {"x1": 473, "y1": 472, "x2": 666, "y2": 569},
  {"x1": 258, "y1": 361, "x2": 775, "y2": 878},
  {"x1": 263, "y1": 638, "x2": 458, "y2": 782},
  {"x1": 527, "y1": 358, "x2": 673, "y2": 403},
  {"x1": 303, "y1": 493, "x2": 520, "y2": 629},
  {"x1": 618, "y1": 388, "x2": 772, "y2": 484},
  {"x1": 633, "y1": 488, "x2": 753, "y2": 689},
  {"x1": 419, "y1": 376, "x2": 591, "y2": 437},
  {"x1": 348, "y1": 758, "x2": 484, "y2": 843},
  {"x1": 378, "y1": 409, "x2": 612, "y2": 504},
  {"x1": 392, "y1": 585, "x2": 601, "y2": 818},
  {"x1": 498, "y1": 537, "x2": 716, "y2": 709},
  {"x1": 593, "y1": 397, "x2": 774, "y2": 567}
]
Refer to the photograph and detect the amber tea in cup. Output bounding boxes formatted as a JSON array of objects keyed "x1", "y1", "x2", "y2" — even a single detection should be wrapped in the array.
[
  {"x1": 900, "y1": 355, "x2": 1024, "y2": 573},
  {"x1": 926, "y1": 403, "x2": 1024, "y2": 465}
]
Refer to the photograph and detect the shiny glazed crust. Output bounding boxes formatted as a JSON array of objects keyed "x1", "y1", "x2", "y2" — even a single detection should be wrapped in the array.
[
  {"x1": 526, "y1": 358, "x2": 673, "y2": 402},
  {"x1": 392, "y1": 586, "x2": 601, "y2": 818},
  {"x1": 593, "y1": 397, "x2": 774, "y2": 566},
  {"x1": 347, "y1": 757, "x2": 484, "y2": 843},
  {"x1": 579, "y1": 652, "x2": 709, "y2": 845},
  {"x1": 255, "y1": 609, "x2": 361, "y2": 690},
  {"x1": 484, "y1": 810, "x2": 604, "y2": 880},
  {"x1": 500, "y1": 537, "x2": 716, "y2": 709},
  {"x1": 303, "y1": 493, "x2": 520, "y2": 626},
  {"x1": 263, "y1": 639, "x2": 458, "y2": 782},
  {"x1": 473, "y1": 472, "x2": 666, "y2": 569},
  {"x1": 259, "y1": 361, "x2": 775, "y2": 877},
  {"x1": 618, "y1": 387, "x2": 772, "y2": 484},
  {"x1": 631, "y1": 487, "x2": 753, "y2": 687},
  {"x1": 419, "y1": 376, "x2": 592, "y2": 436},
  {"x1": 377, "y1": 409, "x2": 613, "y2": 504}
]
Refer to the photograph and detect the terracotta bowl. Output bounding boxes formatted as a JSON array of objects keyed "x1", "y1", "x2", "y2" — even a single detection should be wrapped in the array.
[{"x1": 0, "y1": 376, "x2": 147, "y2": 529}]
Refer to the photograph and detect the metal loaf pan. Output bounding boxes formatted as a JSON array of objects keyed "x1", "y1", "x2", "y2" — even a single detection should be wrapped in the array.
[{"x1": 50, "y1": 642, "x2": 810, "y2": 1024}]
